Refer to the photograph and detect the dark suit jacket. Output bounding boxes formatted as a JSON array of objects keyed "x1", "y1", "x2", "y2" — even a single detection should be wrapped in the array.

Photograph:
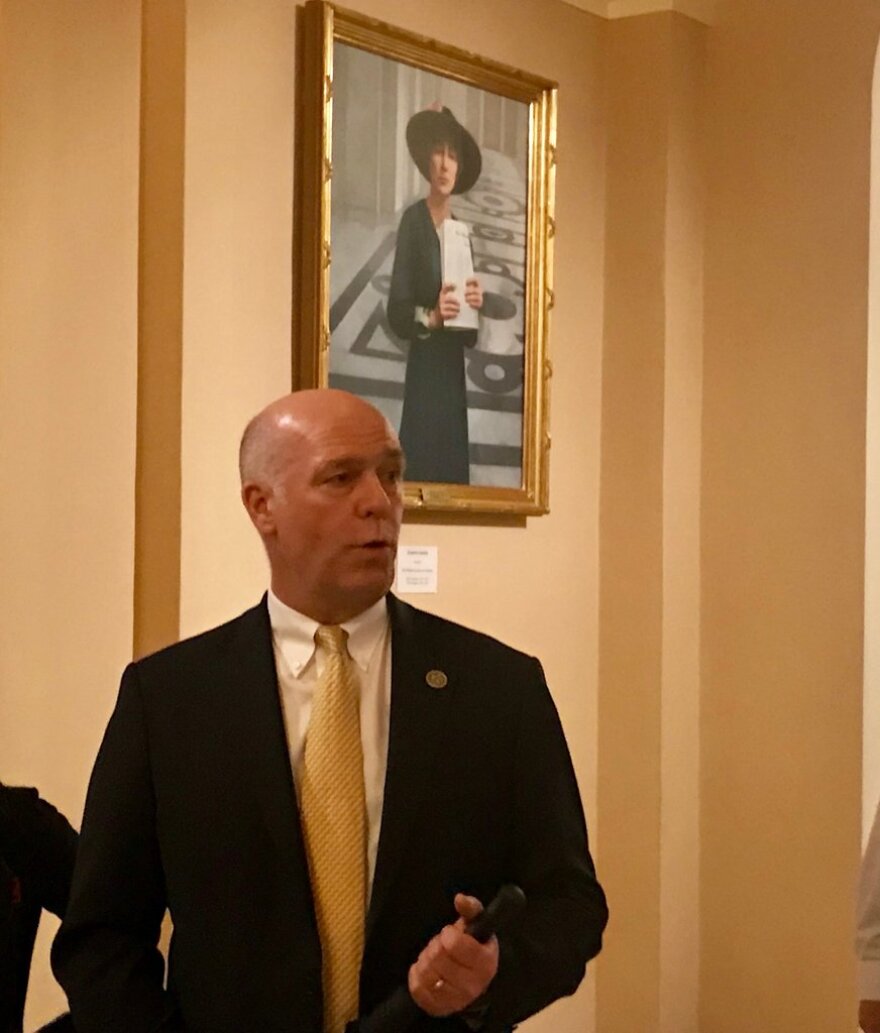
[{"x1": 52, "y1": 596, "x2": 607, "y2": 1033}]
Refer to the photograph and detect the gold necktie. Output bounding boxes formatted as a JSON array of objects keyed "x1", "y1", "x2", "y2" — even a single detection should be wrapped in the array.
[{"x1": 301, "y1": 625, "x2": 366, "y2": 1033}]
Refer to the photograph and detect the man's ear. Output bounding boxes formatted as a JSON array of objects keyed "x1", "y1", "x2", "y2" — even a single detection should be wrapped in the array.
[{"x1": 241, "y1": 481, "x2": 276, "y2": 535}]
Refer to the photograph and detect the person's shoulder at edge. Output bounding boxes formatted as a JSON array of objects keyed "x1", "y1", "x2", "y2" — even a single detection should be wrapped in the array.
[
  {"x1": 0, "y1": 781, "x2": 77, "y2": 919},
  {"x1": 0, "y1": 783, "x2": 40, "y2": 823},
  {"x1": 0, "y1": 784, "x2": 75, "y2": 847}
]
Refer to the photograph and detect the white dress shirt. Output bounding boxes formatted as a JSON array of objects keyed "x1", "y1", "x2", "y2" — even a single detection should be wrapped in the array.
[{"x1": 267, "y1": 589, "x2": 391, "y2": 896}]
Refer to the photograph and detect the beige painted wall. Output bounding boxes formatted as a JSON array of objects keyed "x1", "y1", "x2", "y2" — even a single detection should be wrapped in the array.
[
  {"x1": 599, "y1": 14, "x2": 704, "y2": 1033},
  {"x1": 867, "y1": 13, "x2": 880, "y2": 843},
  {"x1": 3, "y1": 1, "x2": 879, "y2": 1031},
  {"x1": 659, "y1": 15, "x2": 704, "y2": 1032},
  {"x1": 700, "y1": 1, "x2": 879, "y2": 1030},
  {"x1": 600, "y1": 16, "x2": 670, "y2": 1030},
  {"x1": 0, "y1": 1, "x2": 142, "y2": 1026},
  {"x1": 178, "y1": 0, "x2": 298, "y2": 639}
]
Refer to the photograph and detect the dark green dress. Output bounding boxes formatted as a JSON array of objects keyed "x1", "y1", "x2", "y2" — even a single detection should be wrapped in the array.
[{"x1": 387, "y1": 200, "x2": 477, "y2": 484}]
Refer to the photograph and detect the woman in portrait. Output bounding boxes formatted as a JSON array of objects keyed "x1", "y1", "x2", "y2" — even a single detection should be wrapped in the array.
[{"x1": 387, "y1": 105, "x2": 483, "y2": 485}]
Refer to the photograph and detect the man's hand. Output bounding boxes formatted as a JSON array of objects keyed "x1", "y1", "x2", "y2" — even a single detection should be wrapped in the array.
[
  {"x1": 408, "y1": 893, "x2": 499, "y2": 1017},
  {"x1": 861, "y1": 999, "x2": 880, "y2": 1032}
]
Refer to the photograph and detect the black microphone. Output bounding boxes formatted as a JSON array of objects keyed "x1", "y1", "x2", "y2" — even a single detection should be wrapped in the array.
[
  {"x1": 347, "y1": 884, "x2": 526, "y2": 1033},
  {"x1": 461, "y1": 883, "x2": 526, "y2": 944}
]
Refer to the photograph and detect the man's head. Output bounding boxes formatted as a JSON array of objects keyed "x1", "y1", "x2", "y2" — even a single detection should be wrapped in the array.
[{"x1": 240, "y1": 389, "x2": 404, "y2": 624}]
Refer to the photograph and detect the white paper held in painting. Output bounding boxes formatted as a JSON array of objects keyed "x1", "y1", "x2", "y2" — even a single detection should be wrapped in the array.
[{"x1": 440, "y1": 220, "x2": 479, "y2": 331}]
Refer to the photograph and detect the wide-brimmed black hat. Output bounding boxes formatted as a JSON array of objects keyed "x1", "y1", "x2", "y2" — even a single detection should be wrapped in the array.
[{"x1": 405, "y1": 106, "x2": 482, "y2": 195}]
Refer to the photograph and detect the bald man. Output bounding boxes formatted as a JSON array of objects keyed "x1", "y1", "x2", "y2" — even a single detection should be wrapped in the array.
[{"x1": 52, "y1": 390, "x2": 606, "y2": 1033}]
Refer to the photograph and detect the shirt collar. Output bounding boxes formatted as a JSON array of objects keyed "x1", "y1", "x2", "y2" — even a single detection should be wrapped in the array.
[{"x1": 267, "y1": 589, "x2": 389, "y2": 676}]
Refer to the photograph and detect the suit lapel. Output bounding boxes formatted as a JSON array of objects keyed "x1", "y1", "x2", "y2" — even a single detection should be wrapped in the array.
[
  {"x1": 219, "y1": 599, "x2": 312, "y2": 885},
  {"x1": 366, "y1": 595, "x2": 453, "y2": 941},
  {"x1": 212, "y1": 596, "x2": 454, "y2": 945}
]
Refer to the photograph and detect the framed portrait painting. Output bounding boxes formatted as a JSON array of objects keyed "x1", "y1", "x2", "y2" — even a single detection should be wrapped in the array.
[{"x1": 294, "y1": 1, "x2": 557, "y2": 515}]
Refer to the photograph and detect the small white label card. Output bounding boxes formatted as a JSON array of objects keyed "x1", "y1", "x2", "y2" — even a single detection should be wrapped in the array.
[{"x1": 396, "y1": 545, "x2": 438, "y2": 594}]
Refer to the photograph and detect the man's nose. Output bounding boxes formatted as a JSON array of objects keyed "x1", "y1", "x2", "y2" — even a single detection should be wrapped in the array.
[{"x1": 356, "y1": 471, "x2": 393, "y2": 515}]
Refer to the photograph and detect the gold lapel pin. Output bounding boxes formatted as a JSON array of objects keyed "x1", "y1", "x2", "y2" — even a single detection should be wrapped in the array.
[{"x1": 425, "y1": 669, "x2": 448, "y2": 689}]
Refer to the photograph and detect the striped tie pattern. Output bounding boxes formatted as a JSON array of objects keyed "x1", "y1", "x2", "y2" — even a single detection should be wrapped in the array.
[{"x1": 300, "y1": 625, "x2": 366, "y2": 1033}]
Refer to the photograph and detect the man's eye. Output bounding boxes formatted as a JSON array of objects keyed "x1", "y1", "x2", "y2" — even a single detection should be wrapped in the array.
[{"x1": 327, "y1": 472, "x2": 352, "y2": 485}]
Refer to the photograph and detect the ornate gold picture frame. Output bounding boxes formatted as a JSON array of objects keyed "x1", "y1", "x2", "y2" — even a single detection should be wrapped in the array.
[{"x1": 294, "y1": 1, "x2": 557, "y2": 515}]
